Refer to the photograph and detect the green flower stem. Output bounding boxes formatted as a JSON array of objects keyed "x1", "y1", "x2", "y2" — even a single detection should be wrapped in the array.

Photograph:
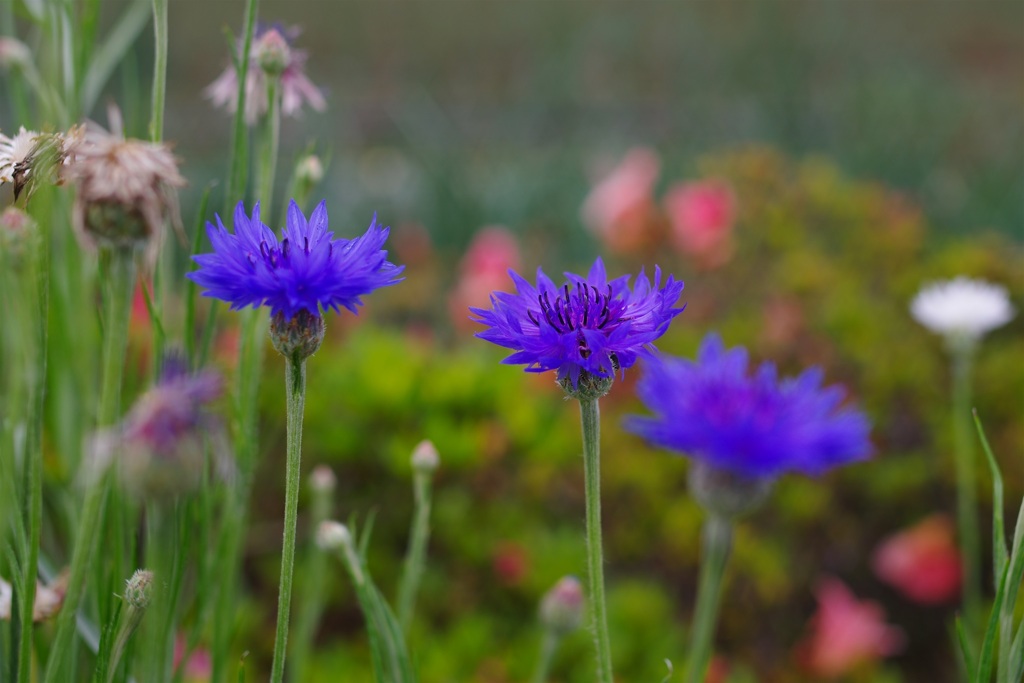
[
  {"x1": 269, "y1": 354, "x2": 307, "y2": 683},
  {"x1": 142, "y1": 503, "x2": 187, "y2": 682},
  {"x1": 257, "y1": 75, "x2": 281, "y2": 220},
  {"x1": 17, "y1": 199, "x2": 50, "y2": 683},
  {"x1": 397, "y1": 469, "x2": 434, "y2": 631},
  {"x1": 44, "y1": 248, "x2": 136, "y2": 682},
  {"x1": 683, "y1": 514, "x2": 733, "y2": 683},
  {"x1": 952, "y1": 346, "x2": 981, "y2": 634},
  {"x1": 531, "y1": 631, "x2": 560, "y2": 683},
  {"x1": 578, "y1": 397, "x2": 613, "y2": 683},
  {"x1": 288, "y1": 480, "x2": 334, "y2": 683},
  {"x1": 148, "y1": 0, "x2": 167, "y2": 142},
  {"x1": 225, "y1": 0, "x2": 259, "y2": 214}
]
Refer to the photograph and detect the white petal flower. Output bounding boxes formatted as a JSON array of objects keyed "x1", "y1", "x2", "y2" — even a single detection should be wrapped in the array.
[
  {"x1": 0, "y1": 126, "x2": 38, "y2": 184},
  {"x1": 910, "y1": 276, "x2": 1015, "y2": 343}
]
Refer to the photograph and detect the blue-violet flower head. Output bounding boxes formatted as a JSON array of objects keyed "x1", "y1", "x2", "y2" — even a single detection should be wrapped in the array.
[
  {"x1": 625, "y1": 334, "x2": 871, "y2": 479},
  {"x1": 470, "y1": 257, "x2": 684, "y2": 390},
  {"x1": 187, "y1": 200, "x2": 403, "y2": 321}
]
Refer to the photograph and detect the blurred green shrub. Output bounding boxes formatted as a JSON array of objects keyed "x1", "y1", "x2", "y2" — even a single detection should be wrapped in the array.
[{"x1": 242, "y1": 147, "x2": 1021, "y2": 682}]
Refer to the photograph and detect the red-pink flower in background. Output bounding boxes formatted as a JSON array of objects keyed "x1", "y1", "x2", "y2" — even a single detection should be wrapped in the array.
[
  {"x1": 798, "y1": 578, "x2": 905, "y2": 678},
  {"x1": 580, "y1": 147, "x2": 661, "y2": 253},
  {"x1": 449, "y1": 226, "x2": 521, "y2": 332},
  {"x1": 174, "y1": 636, "x2": 212, "y2": 681},
  {"x1": 872, "y1": 515, "x2": 962, "y2": 604},
  {"x1": 664, "y1": 179, "x2": 736, "y2": 267}
]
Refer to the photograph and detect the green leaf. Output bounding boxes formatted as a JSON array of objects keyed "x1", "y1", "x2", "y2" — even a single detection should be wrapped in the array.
[
  {"x1": 977, "y1": 562, "x2": 1010, "y2": 683},
  {"x1": 956, "y1": 616, "x2": 977, "y2": 679},
  {"x1": 81, "y1": 0, "x2": 151, "y2": 114},
  {"x1": 974, "y1": 411, "x2": 1007, "y2": 583},
  {"x1": 184, "y1": 184, "x2": 213, "y2": 367}
]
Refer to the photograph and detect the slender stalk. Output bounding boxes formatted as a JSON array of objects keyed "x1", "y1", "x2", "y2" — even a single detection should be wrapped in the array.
[
  {"x1": 578, "y1": 397, "x2": 613, "y2": 683},
  {"x1": 17, "y1": 198, "x2": 50, "y2": 683},
  {"x1": 952, "y1": 346, "x2": 981, "y2": 634},
  {"x1": 149, "y1": 0, "x2": 168, "y2": 142},
  {"x1": 257, "y1": 75, "x2": 281, "y2": 220},
  {"x1": 44, "y1": 249, "x2": 136, "y2": 682},
  {"x1": 288, "y1": 477, "x2": 333, "y2": 683},
  {"x1": 269, "y1": 354, "x2": 307, "y2": 683},
  {"x1": 397, "y1": 470, "x2": 433, "y2": 631},
  {"x1": 683, "y1": 515, "x2": 733, "y2": 683},
  {"x1": 531, "y1": 631, "x2": 560, "y2": 683},
  {"x1": 225, "y1": 0, "x2": 259, "y2": 214}
]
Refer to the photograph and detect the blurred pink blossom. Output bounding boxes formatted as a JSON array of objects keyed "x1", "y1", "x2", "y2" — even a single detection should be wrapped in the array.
[
  {"x1": 664, "y1": 180, "x2": 736, "y2": 267},
  {"x1": 450, "y1": 226, "x2": 521, "y2": 331},
  {"x1": 799, "y1": 578, "x2": 905, "y2": 678},
  {"x1": 580, "y1": 147, "x2": 661, "y2": 253},
  {"x1": 206, "y1": 24, "x2": 326, "y2": 125},
  {"x1": 174, "y1": 636, "x2": 212, "y2": 681},
  {"x1": 492, "y1": 541, "x2": 530, "y2": 586},
  {"x1": 872, "y1": 515, "x2": 961, "y2": 604}
]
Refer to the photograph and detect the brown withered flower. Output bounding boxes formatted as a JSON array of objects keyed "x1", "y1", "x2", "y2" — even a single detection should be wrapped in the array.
[{"x1": 65, "y1": 108, "x2": 184, "y2": 262}]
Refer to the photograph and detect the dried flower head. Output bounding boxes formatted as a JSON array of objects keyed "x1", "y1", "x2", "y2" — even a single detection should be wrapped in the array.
[
  {"x1": 626, "y1": 334, "x2": 871, "y2": 481},
  {"x1": 471, "y1": 257, "x2": 684, "y2": 396},
  {"x1": 206, "y1": 23, "x2": 326, "y2": 125},
  {"x1": 65, "y1": 109, "x2": 184, "y2": 259},
  {"x1": 910, "y1": 276, "x2": 1015, "y2": 348},
  {"x1": 0, "y1": 572, "x2": 68, "y2": 622},
  {"x1": 90, "y1": 354, "x2": 229, "y2": 499}
]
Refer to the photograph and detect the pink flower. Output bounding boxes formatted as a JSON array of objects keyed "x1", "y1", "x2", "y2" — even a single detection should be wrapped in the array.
[
  {"x1": 449, "y1": 227, "x2": 521, "y2": 331},
  {"x1": 664, "y1": 180, "x2": 736, "y2": 267},
  {"x1": 580, "y1": 148, "x2": 661, "y2": 253},
  {"x1": 799, "y1": 578, "x2": 904, "y2": 678},
  {"x1": 174, "y1": 636, "x2": 212, "y2": 681},
  {"x1": 872, "y1": 515, "x2": 962, "y2": 604},
  {"x1": 206, "y1": 24, "x2": 326, "y2": 125}
]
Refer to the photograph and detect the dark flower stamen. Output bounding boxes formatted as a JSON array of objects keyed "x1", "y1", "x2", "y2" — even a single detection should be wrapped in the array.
[{"x1": 471, "y1": 257, "x2": 684, "y2": 391}]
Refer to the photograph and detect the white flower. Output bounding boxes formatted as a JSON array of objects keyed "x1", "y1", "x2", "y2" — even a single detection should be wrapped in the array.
[
  {"x1": 0, "y1": 126, "x2": 38, "y2": 184},
  {"x1": 910, "y1": 276, "x2": 1015, "y2": 343}
]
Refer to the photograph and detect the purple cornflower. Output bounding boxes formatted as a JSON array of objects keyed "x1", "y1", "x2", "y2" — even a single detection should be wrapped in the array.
[
  {"x1": 625, "y1": 334, "x2": 871, "y2": 479},
  {"x1": 187, "y1": 200, "x2": 402, "y2": 322},
  {"x1": 90, "y1": 354, "x2": 229, "y2": 498},
  {"x1": 471, "y1": 257, "x2": 684, "y2": 390}
]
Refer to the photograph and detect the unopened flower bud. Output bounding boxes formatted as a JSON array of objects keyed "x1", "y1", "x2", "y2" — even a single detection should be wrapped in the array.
[
  {"x1": 0, "y1": 207, "x2": 37, "y2": 260},
  {"x1": 0, "y1": 38, "x2": 30, "y2": 69},
  {"x1": 309, "y1": 465, "x2": 336, "y2": 494},
  {"x1": 539, "y1": 576, "x2": 585, "y2": 636},
  {"x1": 316, "y1": 520, "x2": 351, "y2": 551},
  {"x1": 557, "y1": 369, "x2": 614, "y2": 401},
  {"x1": 255, "y1": 28, "x2": 291, "y2": 76},
  {"x1": 124, "y1": 569, "x2": 154, "y2": 609},
  {"x1": 296, "y1": 155, "x2": 324, "y2": 185},
  {"x1": 411, "y1": 440, "x2": 439, "y2": 473},
  {"x1": 688, "y1": 460, "x2": 774, "y2": 519},
  {"x1": 270, "y1": 309, "x2": 325, "y2": 360}
]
